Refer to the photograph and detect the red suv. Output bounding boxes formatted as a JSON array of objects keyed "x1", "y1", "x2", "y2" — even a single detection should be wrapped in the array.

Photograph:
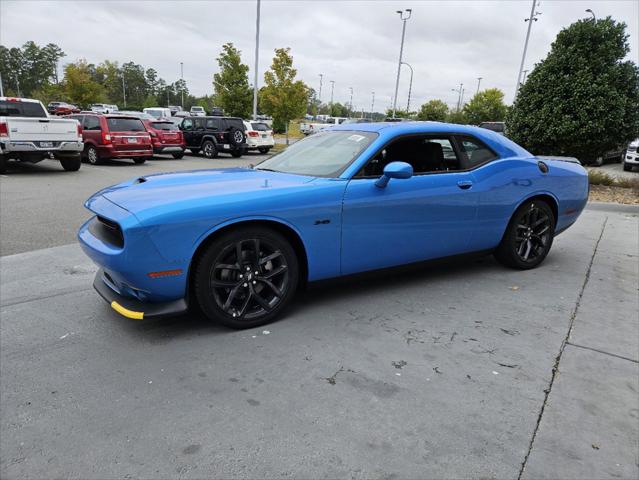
[
  {"x1": 143, "y1": 119, "x2": 186, "y2": 159},
  {"x1": 69, "y1": 113, "x2": 152, "y2": 165}
]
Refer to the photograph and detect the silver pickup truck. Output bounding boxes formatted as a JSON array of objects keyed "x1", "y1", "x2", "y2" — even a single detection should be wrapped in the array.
[{"x1": 0, "y1": 97, "x2": 84, "y2": 173}]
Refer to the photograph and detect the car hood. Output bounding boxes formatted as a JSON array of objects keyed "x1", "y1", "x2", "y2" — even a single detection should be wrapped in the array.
[{"x1": 95, "y1": 168, "x2": 318, "y2": 222}]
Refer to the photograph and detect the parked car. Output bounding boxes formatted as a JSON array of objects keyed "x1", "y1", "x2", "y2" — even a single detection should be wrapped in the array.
[
  {"x1": 589, "y1": 146, "x2": 625, "y2": 166},
  {"x1": 91, "y1": 104, "x2": 118, "y2": 114},
  {"x1": 47, "y1": 101, "x2": 64, "y2": 114},
  {"x1": 623, "y1": 138, "x2": 639, "y2": 172},
  {"x1": 117, "y1": 111, "x2": 156, "y2": 121},
  {"x1": 243, "y1": 120, "x2": 274, "y2": 154},
  {"x1": 0, "y1": 97, "x2": 83, "y2": 173},
  {"x1": 209, "y1": 107, "x2": 224, "y2": 116},
  {"x1": 190, "y1": 106, "x2": 206, "y2": 116},
  {"x1": 53, "y1": 103, "x2": 81, "y2": 115},
  {"x1": 143, "y1": 118, "x2": 186, "y2": 159},
  {"x1": 169, "y1": 105, "x2": 182, "y2": 116},
  {"x1": 300, "y1": 117, "x2": 347, "y2": 135},
  {"x1": 79, "y1": 122, "x2": 588, "y2": 328},
  {"x1": 479, "y1": 121, "x2": 506, "y2": 135},
  {"x1": 179, "y1": 116, "x2": 246, "y2": 158},
  {"x1": 143, "y1": 107, "x2": 172, "y2": 120},
  {"x1": 342, "y1": 118, "x2": 373, "y2": 124},
  {"x1": 174, "y1": 111, "x2": 191, "y2": 118},
  {"x1": 68, "y1": 113, "x2": 152, "y2": 165}
]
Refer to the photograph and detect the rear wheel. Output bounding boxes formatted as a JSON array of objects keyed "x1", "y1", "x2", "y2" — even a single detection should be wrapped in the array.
[
  {"x1": 0, "y1": 155, "x2": 7, "y2": 174},
  {"x1": 190, "y1": 148, "x2": 200, "y2": 155},
  {"x1": 85, "y1": 145, "x2": 101, "y2": 165},
  {"x1": 202, "y1": 140, "x2": 218, "y2": 159},
  {"x1": 623, "y1": 162, "x2": 632, "y2": 171},
  {"x1": 172, "y1": 151, "x2": 185, "y2": 159},
  {"x1": 231, "y1": 149, "x2": 243, "y2": 158},
  {"x1": 494, "y1": 199, "x2": 555, "y2": 269},
  {"x1": 194, "y1": 227, "x2": 298, "y2": 329},
  {"x1": 60, "y1": 155, "x2": 81, "y2": 171},
  {"x1": 133, "y1": 158, "x2": 146, "y2": 164},
  {"x1": 258, "y1": 147, "x2": 270, "y2": 154}
]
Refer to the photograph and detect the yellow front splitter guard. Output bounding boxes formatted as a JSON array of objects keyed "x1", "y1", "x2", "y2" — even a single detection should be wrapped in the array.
[{"x1": 111, "y1": 301, "x2": 144, "y2": 320}]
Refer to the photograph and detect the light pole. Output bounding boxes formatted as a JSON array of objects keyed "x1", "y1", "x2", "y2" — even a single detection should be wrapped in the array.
[
  {"x1": 392, "y1": 8, "x2": 412, "y2": 118},
  {"x1": 349, "y1": 87, "x2": 353, "y2": 116},
  {"x1": 122, "y1": 73, "x2": 126, "y2": 108},
  {"x1": 318, "y1": 73, "x2": 323, "y2": 116},
  {"x1": 476, "y1": 77, "x2": 482, "y2": 95},
  {"x1": 252, "y1": 0, "x2": 261, "y2": 120},
  {"x1": 0, "y1": 72, "x2": 4, "y2": 97},
  {"x1": 515, "y1": 0, "x2": 541, "y2": 100},
  {"x1": 329, "y1": 80, "x2": 335, "y2": 106},
  {"x1": 180, "y1": 62, "x2": 184, "y2": 107},
  {"x1": 370, "y1": 91, "x2": 375, "y2": 119},
  {"x1": 585, "y1": 9, "x2": 596, "y2": 21},
  {"x1": 167, "y1": 89, "x2": 170, "y2": 107},
  {"x1": 401, "y1": 62, "x2": 413, "y2": 112},
  {"x1": 460, "y1": 87, "x2": 466, "y2": 108},
  {"x1": 452, "y1": 83, "x2": 463, "y2": 111},
  {"x1": 522, "y1": 69, "x2": 529, "y2": 84}
]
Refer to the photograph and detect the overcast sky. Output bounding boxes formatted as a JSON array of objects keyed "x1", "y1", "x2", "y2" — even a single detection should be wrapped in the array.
[{"x1": 1, "y1": 0, "x2": 637, "y2": 111}]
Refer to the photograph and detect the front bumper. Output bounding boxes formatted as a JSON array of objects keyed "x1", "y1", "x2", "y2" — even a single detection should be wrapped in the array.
[
  {"x1": 624, "y1": 152, "x2": 639, "y2": 165},
  {"x1": 93, "y1": 269, "x2": 188, "y2": 320}
]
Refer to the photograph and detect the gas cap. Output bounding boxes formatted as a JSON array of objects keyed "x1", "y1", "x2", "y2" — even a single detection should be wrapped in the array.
[{"x1": 537, "y1": 161, "x2": 549, "y2": 173}]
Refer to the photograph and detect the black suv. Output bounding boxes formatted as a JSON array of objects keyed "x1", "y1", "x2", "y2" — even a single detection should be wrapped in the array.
[{"x1": 180, "y1": 116, "x2": 246, "y2": 158}]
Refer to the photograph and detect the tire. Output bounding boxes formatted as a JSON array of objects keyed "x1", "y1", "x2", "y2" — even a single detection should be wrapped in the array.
[
  {"x1": 133, "y1": 158, "x2": 146, "y2": 164},
  {"x1": 190, "y1": 148, "x2": 200, "y2": 155},
  {"x1": 60, "y1": 155, "x2": 81, "y2": 171},
  {"x1": 258, "y1": 147, "x2": 271, "y2": 154},
  {"x1": 194, "y1": 226, "x2": 299, "y2": 329},
  {"x1": 231, "y1": 149, "x2": 243, "y2": 158},
  {"x1": 85, "y1": 145, "x2": 101, "y2": 165},
  {"x1": 202, "y1": 140, "x2": 218, "y2": 159},
  {"x1": 623, "y1": 163, "x2": 632, "y2": 171},
  {"x1": 228, "y1": 127, "x2": 246, "y2": 147},
  {"x1": 494, "y1": 199, "x2": 555, "y2": 270},
  {"x1": 0, "y1": 155, "x2": 6, "y2": 174},
  {"x1": 172, "y1": 151, "x2": 185, "y2": 159}
]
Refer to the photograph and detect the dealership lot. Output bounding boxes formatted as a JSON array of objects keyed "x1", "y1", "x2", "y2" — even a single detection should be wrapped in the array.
[{"x1": 0, "y1": 153, "x2": 637, "y2": 479}]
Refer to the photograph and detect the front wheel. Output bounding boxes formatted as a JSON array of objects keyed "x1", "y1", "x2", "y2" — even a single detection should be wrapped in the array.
[
  {"x1": 172, "y1": 151, "x2": 185, "y2": 159},
  {"x1": 133, "y1": 158, "x2": 146, "y2": 164},
  {"x1": 494, "y1": 200, "x2": 555, "y2": 269},
  {"x1": 194, "y1": 227, "x2": 299, "y2": 329},
  {"x1": 623, "y1": 163, "x2": 632, "y2": 171},
  {"x1": 60, "y1": 155, "x2": 81, "y2": 171}
]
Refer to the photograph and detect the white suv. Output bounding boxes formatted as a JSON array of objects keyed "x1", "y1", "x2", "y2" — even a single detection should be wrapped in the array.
[
  {"x1": 623, "y1": 139, "x2": 638, "y2": 172},
  {"x1": 190, "y1": 106, "x2": 205, "y2": 116},
  {"x1": 243, "y1": 121, "x2": 274, "y2": 154}
]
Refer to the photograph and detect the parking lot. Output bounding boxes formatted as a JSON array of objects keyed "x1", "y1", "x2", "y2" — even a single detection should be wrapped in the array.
[{"x1": 1, "y1": 152, "x2": 637, "y2": 479}]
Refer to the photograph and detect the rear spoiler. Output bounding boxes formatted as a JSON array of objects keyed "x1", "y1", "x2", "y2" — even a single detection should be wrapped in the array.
[{"x1": 536, "y1": 155, "x2": 581, "y2": 164}]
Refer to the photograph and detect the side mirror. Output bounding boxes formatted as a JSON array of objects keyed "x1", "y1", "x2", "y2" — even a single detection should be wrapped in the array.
[{"x1": 375, "y1": 161, "x2": 413, "y2": 188}]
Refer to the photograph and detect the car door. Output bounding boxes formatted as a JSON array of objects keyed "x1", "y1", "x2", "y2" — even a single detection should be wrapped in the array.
[
  {"x1": 340, "y1": 134, "x2": 480, "y2": 275},
  {"x1": 82, "y1": 115, "x2": 101, "y2": 146},
  {"x1": 180, "y1": 118, "x2": 195, "y2": 147}
]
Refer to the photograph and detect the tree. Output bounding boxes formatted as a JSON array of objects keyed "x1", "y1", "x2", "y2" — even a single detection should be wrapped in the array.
[
  {"x1": 0, "y1": 41, "x2": 65, "y2": 97},
  {"x1": 63, "y1": 60, "x2": 106, "y2": 106},
  {"x1": 446, "y1": 110, "x2": 468, "y2": 124},
  {"x1": 260, "y1": 48, "x2": 308, "y2": 142},
  {"x1": 212, "y1": 43, "x2": 252, "y2": 118},
  {"x1": 417, "y1": 99, "x2": 448, "y2": 121},
  {"x1": 463, "y1": 88, "x2": 507, "y2": 125},
  {"x1": 507, "y1": 17, "x2": 639, "y2": 162}
]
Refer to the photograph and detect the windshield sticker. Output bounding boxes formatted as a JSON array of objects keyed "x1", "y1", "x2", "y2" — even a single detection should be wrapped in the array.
[{"x1": 347, "y1": 134, "x2": 366, "y2": 142}]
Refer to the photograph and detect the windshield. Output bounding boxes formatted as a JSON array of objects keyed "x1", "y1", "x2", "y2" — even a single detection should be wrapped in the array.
[
  {"x1": 151, "y1": 122, "x2": 178, "y2": 131},
  {"x1": 106, "y1": 117, "x2": 145, "y2": 132},
  {"x1": 191, "y1": 107, "x2": 204, "y2": 111},
  {"x1": 251, "y1": 122, "x2": 269, "y2": 131},
  {"x1": 256, "y1": 130, "x2": 376, "y2": 177}
]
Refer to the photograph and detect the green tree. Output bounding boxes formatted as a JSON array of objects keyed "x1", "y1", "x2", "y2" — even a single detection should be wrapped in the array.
[
  {"x1": 0, "y1": 41, "x2": 65, "y2": 97},
  {"x1": 63, "y1": 60, "x2": 106, "y2": 106},
  {"x1": 507, "y1": 17, "x2": 639, "y2": 162},
  {"x1": 446, "y1": 110, "x2": 468, "y2": 124},
  {"x1": 213, "y1": 43, "x2": 252, "y2": 118},
  {"x1": 463, "y1": 88, "x2": 507, "y2": 125},
  {"x1": 417, "y1": 99, "x2": 449, "y2": 121},
  {"x1": 260, "y1": 48, "x2": 308, "y2": 142}
]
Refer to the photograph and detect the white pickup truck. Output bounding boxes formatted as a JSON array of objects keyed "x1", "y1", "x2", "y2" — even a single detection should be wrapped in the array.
[
  {"x1": 299, "y1": 116, "x2": 348, "y2": 135},
  {"x1": 0, "y1": 97, "x2": 84, "y2": 173}
]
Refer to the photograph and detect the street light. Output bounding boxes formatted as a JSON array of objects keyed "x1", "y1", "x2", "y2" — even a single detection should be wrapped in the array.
[
  {"x1": 180, "y1": 62, "x2": 184, "y2": 107},
  {"x1": 522, "y1": 69, "x2": 529, "y2": 84},
  {"x1": 585, "y1": 9, "x2": 596, "y2": 21},
  {"x1": 370, "y1": 91, "x2": 375, "y2": 119},
  {"x1": 329, "y1": 80, "x2": 335, "y2": 105},
  {"x1": 515, "y1": 0, "x2": 541, "y2": 100},
  {"x1": 252, "y1": 0, "x2": 261, "y2": 120},
  {"x1": 349, "y1": 87, "x2": 353, "y2": 115},
  {"x1": 392, "y1": 8, "x2": 412, "y2": 118},
  {"x1": 476, "y1": 77, "x2": 483, "y2": 95},
  {"x1": 0, "y1": 72, "x2": 4, "y2": 97},
  {"x1": 122, "y1": 73, "x2": 126, "y2": 108},
  {"x1": 318, "y1": 73, "x2": 323, "y2": 115},
  {"x1": 401, "y1": 62, "x2": 413, "y2": 112},
  {"x1": 452, "y1": 83, "x2": 463, "y2": 111}
]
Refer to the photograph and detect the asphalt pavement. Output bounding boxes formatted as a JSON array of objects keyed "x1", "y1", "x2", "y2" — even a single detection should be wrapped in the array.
[{"x1": 1, "y1": 203, "x2": 637, "y2": 479}]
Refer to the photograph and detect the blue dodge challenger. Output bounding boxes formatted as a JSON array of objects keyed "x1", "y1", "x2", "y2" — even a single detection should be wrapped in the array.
[{"x1": 79, "y1": 122, "x2": 588, "y2": 328}]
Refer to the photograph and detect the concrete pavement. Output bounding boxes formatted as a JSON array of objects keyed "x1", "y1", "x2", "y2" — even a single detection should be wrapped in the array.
[{"x1": 1, "y1": 206, "x2": 637, "y2": 479}]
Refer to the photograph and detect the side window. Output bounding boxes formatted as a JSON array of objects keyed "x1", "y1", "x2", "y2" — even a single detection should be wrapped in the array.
[
  {"x1": 83, "y1": 116, "x2": 100, "y2": 131},
  {"x1": 457, "y1": 136, "x2": 498, "y2": 168},
  {"x1": 205, "y1": 118, "x2": 219, "y2": 130},
  {"x1": 182, "y1": 118, "x2": 193, "y2": 130},
  {"x1": 356, "y1": 135, "x2": 461, "y2": 177}
]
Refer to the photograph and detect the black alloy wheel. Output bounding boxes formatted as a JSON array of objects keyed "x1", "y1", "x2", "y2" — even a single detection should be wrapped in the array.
[
  {"x1": 194, "y1": 227, "x2": 298, "y2": 328},
  {"x1": 494, "y1": 200, "x2": 555, "y2": 269}
]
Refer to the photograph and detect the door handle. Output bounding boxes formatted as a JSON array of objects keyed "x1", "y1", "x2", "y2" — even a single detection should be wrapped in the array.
[{"x1": 457, "y1": 180, "x2": 473, "y2": 190}]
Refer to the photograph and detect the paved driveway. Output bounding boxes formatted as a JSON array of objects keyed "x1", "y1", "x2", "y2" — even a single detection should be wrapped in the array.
[{"x1": 1, "y1": 206, "x2": 637, "y2": 479}]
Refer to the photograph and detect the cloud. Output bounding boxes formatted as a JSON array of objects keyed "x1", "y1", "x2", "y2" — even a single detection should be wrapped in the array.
[{"x1": 1, "y1": 0, "x2": 637, "y2": 110}]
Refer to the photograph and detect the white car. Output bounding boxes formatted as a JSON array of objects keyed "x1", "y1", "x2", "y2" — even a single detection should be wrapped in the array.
[
  {"x1": 90, "y1": 103, "x2": 118, "y2": 114},
  {"x1": 143, "y1": 107, "x2": 172, "y2": 120},
  {"x1": 190, "y1": 106, "x2": 206, "y2": 116},
  {"x1": 623, "y1": 139, "x2": 639, "y2": 172},
  {"x1": 243, "y1": 120, "x2": 274, "y2": 154}
]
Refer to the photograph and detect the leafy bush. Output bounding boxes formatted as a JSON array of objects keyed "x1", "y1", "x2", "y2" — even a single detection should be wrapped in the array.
[
  {"x1": 463, "y1": 88, "x2": 507, "y2": 125},
  {"x1": 507, "y1": 18, "x2": 639, "y2": 162}
]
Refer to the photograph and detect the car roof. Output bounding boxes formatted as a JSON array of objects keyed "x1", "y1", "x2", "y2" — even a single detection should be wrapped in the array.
[{"x1": 330, "y1": 121, "x2": 532, "y2": 159}]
